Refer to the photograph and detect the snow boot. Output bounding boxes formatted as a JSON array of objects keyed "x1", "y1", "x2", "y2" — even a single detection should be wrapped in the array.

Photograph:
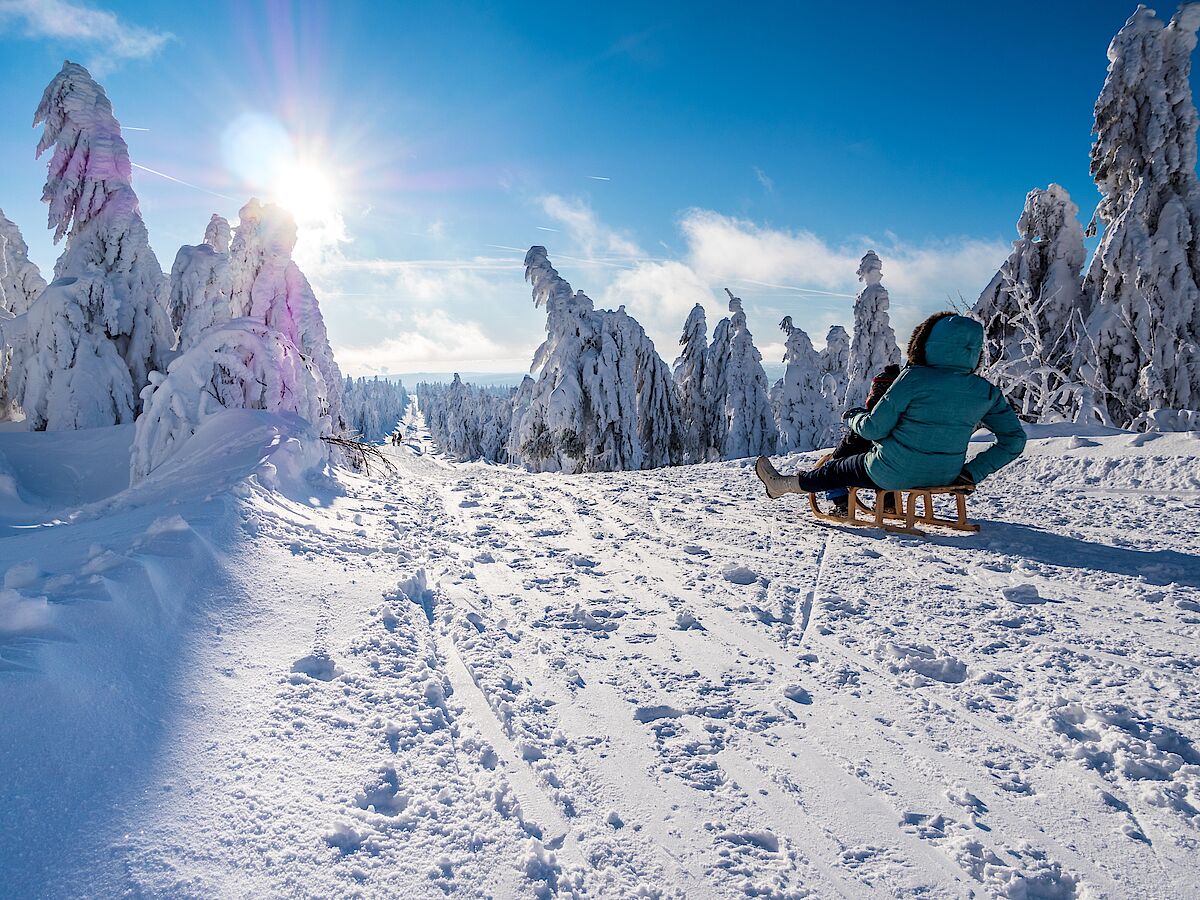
[{"x1": 755, "y1": 457, "x2": 801, "y2": 500}]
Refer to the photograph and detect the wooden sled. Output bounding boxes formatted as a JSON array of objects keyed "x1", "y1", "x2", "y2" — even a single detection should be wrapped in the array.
[{"x1": 807, "y1": 454, "x2": 979, "y2": 536}]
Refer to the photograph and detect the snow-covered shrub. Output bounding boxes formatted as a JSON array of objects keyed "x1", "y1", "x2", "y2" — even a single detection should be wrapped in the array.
[
  {"x1": 672, "y1": 303, "x2": 715, "y2": 463},
  {"x1": 14, "y1": 276, "x2": 137, "y2": 431},
  {"x1": 130, "y1": 319, "x2": 330, "y2": 480},
  {"x1": 703, "y1": 290, "x2": 777, "y2": 460},
  {"x1": 229, "y1": 199, "x2": 346, "y2": 433},
  {"x1": 974, "y1": 185, "x2": 1087, "y2": 421},
  {"x1": 11, "y1": 62, "x2": 173, "y2": 429},
  {"x1": 0, "y1": 209, "x2": 47, "y2": 417},
  {"x1": 343, "y1": 375, "x2": 409, "y2": 442},
  {"x1": 508, "y1": 247, "x2": 679, "y2": 473},
  {"x1": 418, "y1": 376, "x2": 512, "y2": 462},
  {"x1": 772, "y1": 316, "x2": 834, "y2": 453},
  {"x1": 1080, "y1": 4, "x2": 1200, "y2": 428},
  {"x1": 845, "y1": 251, "x2": 900, "y2": 408}
]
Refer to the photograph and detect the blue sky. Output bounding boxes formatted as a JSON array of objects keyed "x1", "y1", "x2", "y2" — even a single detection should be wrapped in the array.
[{"x1": 0, "y1": 0, "x2": 1189, "y2": 374}]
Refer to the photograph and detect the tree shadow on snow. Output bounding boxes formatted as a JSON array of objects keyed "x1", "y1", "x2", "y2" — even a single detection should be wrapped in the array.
[{"x1": 952, "y1": 521, "x2": 1200, "y2": 589}]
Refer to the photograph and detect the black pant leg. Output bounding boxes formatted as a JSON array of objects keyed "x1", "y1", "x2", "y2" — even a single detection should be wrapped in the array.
[{"x1": 796, "y1": 453, "x2": 878, "y2": 493}]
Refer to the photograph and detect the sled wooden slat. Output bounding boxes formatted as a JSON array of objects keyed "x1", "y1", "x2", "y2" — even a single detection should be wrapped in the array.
[{"x1": 806, "y1": 454, "x2": 979, "y2": 536}]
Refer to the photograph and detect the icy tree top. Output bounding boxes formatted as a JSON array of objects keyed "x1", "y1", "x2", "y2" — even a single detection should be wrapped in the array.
[
  {"x1": 34, "y1": 61, "x2": 137, "y2": 242},
  {"x1": 232, "y1": 199, "x2": 298, "y2": 264},
  {"x1": 1091, "y1": 3, "x2": 1200, "y2": 220},
  {"x1": 679, "y1": 303, "x2": 707, "y2": 345},
  {"x1": 0, "y1": 208, "x2": 47, "y2": 315},
  {"x1": 524, "y1": 245, "x2": 589, "y2": 318},
  {"x1": 856, "y1": 250, "x2": 883, "y2": 286},
  {"x1": 724, "y1": 288, "x2": 746, "y2": 327},
  {"x1": 204, "y1": 214, "x2": 232, "y2": 254},
  {"x1": 1016, "y1": 183, "x2": 1084, "y2": 246}
]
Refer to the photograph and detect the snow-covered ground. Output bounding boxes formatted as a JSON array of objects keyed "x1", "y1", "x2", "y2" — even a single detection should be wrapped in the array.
[{"x1": 2, "y1": 411, "x2": 1199, "y2": 898}]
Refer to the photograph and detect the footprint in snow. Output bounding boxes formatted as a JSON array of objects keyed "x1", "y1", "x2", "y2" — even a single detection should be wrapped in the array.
[{"x1": 290, "y1": 653, "x2": 342, "y2": 681}]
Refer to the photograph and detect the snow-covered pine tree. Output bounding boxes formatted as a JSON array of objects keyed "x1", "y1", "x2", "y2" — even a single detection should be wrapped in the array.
[
  {"x1": 170, "y1": 218, "x2": 233, "y2": 353},
  {"x1": 1079, "y1": 4, "x2": 1200, "y2": 429},
  {"x1": 12, "y1": 61, "x2": 173, "y2": 430},
  {"x1": 974, "y1": 185, "x2": 1087, "y2": 420},
  {"x1": 229, "y1": 199, "x2": 346, "y2": 432},
  {"x1": 130, "y1": 319, "x2": 330, "y2": 480},
  {"x1": 508, "y1": 247, "x2": 679, "y2": 473},
  {"x1": 0, "y1": 209, "x2": 47, "y2": 417},
  {"x1": 819, "y1": 324, "x2": 850, "y2": 408},
  {"x1": 844, "y1": 250, "x2": 900, "y2": 409},
  {"x1": 708, "y1": 289, "x2": 777, "y2": 459},
  {"x1": 672, "y1": 303, "x2": 714, "y2": 463},
  {"x1": 772, "y1": 316, "x2": 833, "y2": 453}
]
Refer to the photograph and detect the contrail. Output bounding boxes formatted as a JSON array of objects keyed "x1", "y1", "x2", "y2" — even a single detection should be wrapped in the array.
[
  {"x1": 586, "y1": 175, "x2": 611, "y2": 181},
  {"x1": 131, "y1": 162, "x2": 235, "y2": 202},
  {"x1": 124, "y1": 126, "x2": 151, "y2": 132},
  {"x1": 535, "y1": 226, "x2": 560, "y2": 232}
]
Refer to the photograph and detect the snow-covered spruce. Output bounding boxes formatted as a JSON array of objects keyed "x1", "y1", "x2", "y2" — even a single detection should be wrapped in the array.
[
  {"x1": 130, "y1": 319, "x2": 330, "y2": 480},
  {"x1": 169, "y1": 225, "x2": 233, "y2": 354},
  {"x1": 772, "y1": 316, "x2": 835, "y2": 453},
  {"x1": 417, "y1": 375, "x2": 512, "y2": 462},
  {"x1": 343, "y1": 375, "x2": 409, "y2": 443},
  {"x1": 0, "y1": 209, "x2": 47, "y2": 417},
  {"x1": 819, "y1": 324, "x2": 850, "y2": 406},
  {"x1": 229, "y1": 199, "x2": 346, "y2": 433},
  {"x1": 844, "y1": 250, "x2": 901, "y2": 409},
  {"x1": 10, "y1": 61, "x2": 173, "y2": 430},
  {"x1": 672, "y1": 303, "x2": 716, "y2": 463},
  {"x1": 508, "y1": 247, "x2": 679, "y2": 473},
  {"x1": 1081, "y1": 3, "x2": 1200, "y2": 429},
  {"x1": 974, "y1": 185, "x2": 1088, "y2": 422},
  {"x1": 703, "y1": 289, "x2": 777, "y2": 460}
]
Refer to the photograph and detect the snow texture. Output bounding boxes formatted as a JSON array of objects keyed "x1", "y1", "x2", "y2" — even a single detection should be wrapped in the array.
[
  {"x1": 229, "y1": 199, "x2": 346, "y2": 433},
  {"x1": 508, "y1": 247, "x2": 679, "y2": 473},
  {"x1": 0, "y1": 209, "x2": 47, "y2": 417},
  {"x1": 203, "y1": 212, "x2": 231, "y2": 254},
  {"x1": 772, "y1": 316, "x2": 834, "y2": 453},
  {"x1": 11, "y1": 61, "x2": 173, "y2": 429},
  {"x1": 1081, "y1": 3, "x2": 1200, "y2": 429},
  {"x1": 130, "y1": 319, "x2": 331, "y2": 480},
  {"x1": 705, "y1": 290, "x2": 778, "y2": 460},
  {"x1": 844, "y1": 250, "x2": 901, "y2": 409},
  {"x1": 6, "y1": 412, "x2": 1200, "y2": 897},
  {"x1": 975, "y1": 185, "x2": 1088, "y2": 422}
]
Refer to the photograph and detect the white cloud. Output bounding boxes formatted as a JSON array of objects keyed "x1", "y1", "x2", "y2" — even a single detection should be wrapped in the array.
[
  {"x1": 0, "y1": 0, "x2": 172, "y2": 72},
  {"x1": 538, "y1": 194, "x2": 643, "y2": 260},
  {"x1": 314, "y1": 203, "x2": 1009, "y2": 376}
]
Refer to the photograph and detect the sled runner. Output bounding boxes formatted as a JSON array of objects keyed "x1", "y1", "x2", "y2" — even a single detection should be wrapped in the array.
[{"x1": 807, "y1": 454, "x2": 979, "y2": 536}]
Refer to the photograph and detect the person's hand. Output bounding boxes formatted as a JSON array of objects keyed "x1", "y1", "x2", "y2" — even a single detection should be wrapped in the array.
[{"x1": 841, "y1": 406, "x2": 867, "y2": 422}]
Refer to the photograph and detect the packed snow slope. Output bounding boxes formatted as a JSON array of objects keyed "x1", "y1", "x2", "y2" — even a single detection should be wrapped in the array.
[{"x1": 1, "y1": 410, "x2": 1199, "y2": 898}]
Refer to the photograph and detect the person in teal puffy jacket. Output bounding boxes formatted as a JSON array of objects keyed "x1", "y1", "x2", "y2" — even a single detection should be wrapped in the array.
[{"x1": 756, "y1": 312, "x2": 1026, "y2": 502}]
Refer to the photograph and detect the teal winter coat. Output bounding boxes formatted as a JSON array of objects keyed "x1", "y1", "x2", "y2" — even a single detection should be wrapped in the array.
[{"x1": 845, "y1": 316, "x2": 1026, "y2": 490}]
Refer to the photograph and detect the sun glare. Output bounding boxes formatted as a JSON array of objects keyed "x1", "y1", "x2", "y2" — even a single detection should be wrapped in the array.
[{"x1": 273, "y1": 160, "x2": 338, "y2": 225}]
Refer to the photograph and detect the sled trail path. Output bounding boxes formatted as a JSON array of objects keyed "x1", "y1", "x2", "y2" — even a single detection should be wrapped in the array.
[
  {"x1": 389, "y1": 428, "x2": 1200, "y2": 898},
  {"x1": 91, "y1": 421, "x2": 1200, "y2": 898}
]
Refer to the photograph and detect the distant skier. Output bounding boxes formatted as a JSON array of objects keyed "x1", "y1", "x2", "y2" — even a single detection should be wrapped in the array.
[{"x1": 756, "y1": 312, "x2": 1026, "y2": 504}]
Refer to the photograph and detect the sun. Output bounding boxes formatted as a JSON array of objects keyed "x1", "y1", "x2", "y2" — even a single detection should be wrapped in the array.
[{"x1": 272, "y1": 160, "x2": 338, "y2": 226}]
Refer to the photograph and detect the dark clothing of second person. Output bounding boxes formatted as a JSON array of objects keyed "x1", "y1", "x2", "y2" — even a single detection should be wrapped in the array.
[{"x1": 796, "y1": 452, "x2": 877, "y2": 493}]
